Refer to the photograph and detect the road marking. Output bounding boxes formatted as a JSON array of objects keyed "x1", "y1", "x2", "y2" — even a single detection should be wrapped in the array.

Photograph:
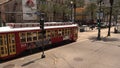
[
  {"x1": 19, "y1": 58, "x2": 25, "y2": 60},
  {"x1": 77, "y1": 39, "x2": 89, "y2": 42}
]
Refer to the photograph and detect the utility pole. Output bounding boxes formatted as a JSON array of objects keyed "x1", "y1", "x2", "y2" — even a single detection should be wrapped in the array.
[{"x1": 108, "y1": 0, "x2": 114, "y2": 36}]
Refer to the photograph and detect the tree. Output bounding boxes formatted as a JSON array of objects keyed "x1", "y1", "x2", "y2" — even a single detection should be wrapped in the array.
[
  {"x1": 37, "y1": 0, "x2": 48, "y2": 21},
  {"x1": 76, "y1": 0, "x2": 85, "y2": 7},
  {"x1": 100, "y1": 5, "x2": 110, "y2": 22},
  {"x1": 112, "y1": 0, "x2": 120, "y2": 25},
  {"x1": 85, "y1": 3, "x2": 97, "y2": 25},
  {"x1": 52, "y1": 3, "x2": 61, "y2": 21}
]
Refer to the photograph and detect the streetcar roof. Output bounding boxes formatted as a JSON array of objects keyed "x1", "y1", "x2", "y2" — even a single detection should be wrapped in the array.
[{"x1": 0, "y1": 24, "x2": 77, "y2": 33}]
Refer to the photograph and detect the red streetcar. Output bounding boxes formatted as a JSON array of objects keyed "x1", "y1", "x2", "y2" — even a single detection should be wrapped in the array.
[{"x1": 0, "y1": 22, "x2": 78, "y2": 60}]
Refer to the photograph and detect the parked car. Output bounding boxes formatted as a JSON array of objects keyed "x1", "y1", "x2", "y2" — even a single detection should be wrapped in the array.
[
  {"x1": 79, "y1": 25, "x2": 87, "y2": 32},
  {"x1": 114, "y1": 23, "x2": 120, "y2": 33},
  {"x1": 101, "y1": 22, "x2": 108, "y2": 28}
]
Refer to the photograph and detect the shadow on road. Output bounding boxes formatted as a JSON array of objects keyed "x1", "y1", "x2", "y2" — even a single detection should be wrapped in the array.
[
  {"x1": 88, "y1": 36, "x2": 120, "y2": 42},
  {"x1": 21, "y1": 58, "x2": 41, "y2": 67},
  {"x1": 0, "y1": 40, "x2": 73, "y2": 63}
]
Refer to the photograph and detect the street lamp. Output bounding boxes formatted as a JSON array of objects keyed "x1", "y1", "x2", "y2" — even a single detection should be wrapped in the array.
[
  {"x1": 97, "y1": 0, "x2": 103, "y2": 40},
  {"x1": 35, "y1": 11, "x2": 46, "y2": 58},
  {"x1": 40, "y1": 13, "x2": 46, "y2": 58},
  {"x1": 108, "y1": 0, "x2": 114, "y2": 36},
  {"x1": 70, "y1": 0, "x2": 76, "y2": 23},
  {"x1": 70, "y1": 1, "x2": 74, "y2": 23}
]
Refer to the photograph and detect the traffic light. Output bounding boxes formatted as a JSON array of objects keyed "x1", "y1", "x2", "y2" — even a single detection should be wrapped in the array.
[
  {"x1": 39, "y1": 13, "x2": 46, "y2": 35},
  {"x1": 40, "y1": 18, "x2": 44, "y2": 29},
  {"x1": 40, "y1": 13, "x2": 45, "y2": 30}
]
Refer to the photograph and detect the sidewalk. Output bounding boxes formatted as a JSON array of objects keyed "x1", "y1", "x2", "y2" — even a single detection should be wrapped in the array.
[{"x1": 0, "y1": 27, "x2": 120, "y2": 68}]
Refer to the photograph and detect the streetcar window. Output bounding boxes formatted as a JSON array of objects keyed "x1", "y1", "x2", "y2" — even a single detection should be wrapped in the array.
[
  {"x1": 1, "y1": 47, "x2": 3, "y2": 50},
  {"x1": 13, "y1": 46, "x2": 16, "y2": 52},
  {"x1": 11, "y1": 34, "x2": 15, "y2": 43},
  {"x1": 20, "y1": 32, "x2": 26, "y2": 43},
  {"x1": 51, "y1": 30, "x2": 55, "y2": 37},
  {"x1": 5, "y1": 50, "x2": 8, "y2": 54},
  {"x1": 13, "y1": 49, "x2": 15, "y2": 52},
  {"x1": 67, "y1": 28, "x2": 69, "y2": 35},
  {"x1": 0, "y1": 35, "x2": 3, "y2": 45},
  {"x1": 0, "y1": 35, "x2": 7, "y2": 45},
  {"x1": 32, "y1": 32, "x2": 37, "y2": 41},
  {"x1": 68, "y1": 28, "x2": 70, "y2": 35},
  {"x1": 64, "y1": 29, "x2": 66, "y2": 35},
  {"x1": 62, "y1": 29, "x2": 64, "y2": 36},
  {"x1": 4, "y1": 36, "x2": 7, "y2": 45},
  {"x1": 1, "y1": 47, "x2": 4, "y2": 54},
  {"x1": 38, "y1": 32, "x2": 42, "y2": 40},
  {"x1": 27, "y1": 32, "x2": 32, "y2": 42},
  {"x1": 46, "y1": 30, "x2": 51, "y2": 38},
  {"x1": 58, "y1": 29, "x2": 62, "y2": 36},
  {"x1": 55, "y1": 30, "x2": 57, "y2": 37},
  {"x1": 1, "y1": 50, "x2": 4, "y2": 54},
  {"x1": 9, "y1": 46, "x2": 12, "y2": 52},
  {"x1": 64, "y1": 28, "x2": 67, "y2": 35},
  {"x1": 8, "y1": 35, "x2": 11, "y2": 44},
  {"x1": 68, "y1": 28, "x2": 70, "y2": 34}
]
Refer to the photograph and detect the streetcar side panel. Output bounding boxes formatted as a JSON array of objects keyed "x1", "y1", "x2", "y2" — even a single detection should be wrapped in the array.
[{"x1": 0, "y1": 24, "x2": 78, "y2": 60}]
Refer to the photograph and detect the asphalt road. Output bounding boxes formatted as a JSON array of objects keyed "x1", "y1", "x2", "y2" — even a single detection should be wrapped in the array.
[{"x1": 0, "y1": 27, "x2": 120, "y2": 68}]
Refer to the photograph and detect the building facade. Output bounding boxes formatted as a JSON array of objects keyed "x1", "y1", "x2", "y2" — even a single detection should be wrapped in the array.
[
  {"x1": 0, "y1": 0, "x2": 70, "y2": 23},
  {"x1": 0, "y1": 0, "x2": 87, "y2": 23}
]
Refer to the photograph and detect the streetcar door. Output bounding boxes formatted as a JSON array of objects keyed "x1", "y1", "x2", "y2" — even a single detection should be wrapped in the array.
[
  {"x1": 8, "y1": 34, "x2": 16, "y2": 55},
  {"x1": 0, "y1": 34, "x2": 8, "y2": 57}
]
